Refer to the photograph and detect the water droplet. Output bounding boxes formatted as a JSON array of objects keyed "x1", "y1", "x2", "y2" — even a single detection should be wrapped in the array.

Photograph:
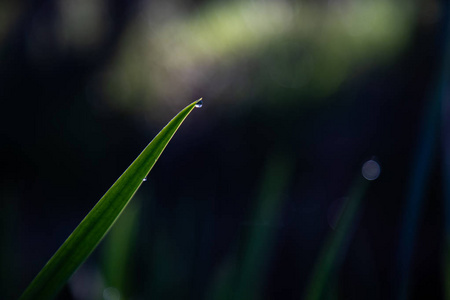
[
  {"x1": 362, "y1": 159, "x2": 381, "y2": 180},
  {"x1": 195, "y1": 100, "x2": 203, "y2": 108},
  {"x1": 143, "y1": 177, "x2": 147, "y2": 182}
]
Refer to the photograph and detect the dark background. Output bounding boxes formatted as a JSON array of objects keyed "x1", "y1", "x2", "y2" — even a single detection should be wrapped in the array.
[{"x1": 1, "y1": 0, "x2": 449, "y2": 299}]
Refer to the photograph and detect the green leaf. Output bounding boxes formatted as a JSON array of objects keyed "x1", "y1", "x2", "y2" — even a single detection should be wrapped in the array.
[
  {"x1": 101, "y1": 199, "x2": 141, "y2": 298},
  {"x1": 235, "y1": 151, "x2": 294, "y2": 300},
  {"x1": 303, "y1": 177, "x2": 369, "y2": 300},
  {"x1": 20, "y1": 99, "x2": 202, "y2": 300}
]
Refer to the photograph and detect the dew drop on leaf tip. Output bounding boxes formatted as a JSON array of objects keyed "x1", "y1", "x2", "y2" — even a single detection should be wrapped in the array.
[{"x1": 195, "y1": 100, "x2": 203, "y2": 108}]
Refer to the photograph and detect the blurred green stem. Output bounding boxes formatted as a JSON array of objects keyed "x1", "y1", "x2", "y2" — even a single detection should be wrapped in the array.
[
  {"x1": 397, "y1": 3, "x2": 449, "y2": 299},
  {"x1": 101, "y1": 200, "x2": 141, "y2": 299},
  {"x1": 304, "y1": 177, "x2": 369, "y2": 300},
  {"x1": 235, "y1": 151, "x2": 294, "y2": 300},
  {"x1": 440, "y1": 3, "x2": 450, "y2": 299}
]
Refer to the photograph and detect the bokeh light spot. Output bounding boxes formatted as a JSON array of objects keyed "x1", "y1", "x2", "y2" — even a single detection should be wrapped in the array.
[{"x1": 362, "y1": 160, "x2": 381, "y2": 181}]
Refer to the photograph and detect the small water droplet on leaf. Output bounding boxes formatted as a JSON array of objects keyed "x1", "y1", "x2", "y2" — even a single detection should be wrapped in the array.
[
  {"x1": 195, "y1": 100, "x2": 203, "y2": 108},
  {"x1": 143, "y1": 177, "x2": 147, "y2": 182}
]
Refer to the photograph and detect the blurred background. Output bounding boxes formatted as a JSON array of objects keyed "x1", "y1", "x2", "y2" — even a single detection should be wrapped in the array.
[{"x1": 1, "y1": 0, "x2": 449, "y2": 299}]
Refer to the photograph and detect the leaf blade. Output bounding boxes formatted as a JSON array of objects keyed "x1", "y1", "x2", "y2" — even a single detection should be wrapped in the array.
[{"x1": 20, "y1": 99, "x2": 201, "y2": 300}]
